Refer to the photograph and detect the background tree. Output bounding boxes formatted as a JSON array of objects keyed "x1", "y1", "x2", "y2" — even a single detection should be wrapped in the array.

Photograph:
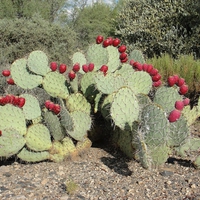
[
  {"x1": 0, "y1": 0, "x2": 66, "y2": 22},
  {"x1": 115, "y1": 0, "x2": 200, "y2": 58},
  {"x1": 72, "y1": 2, "x2": 117, "y2": 50}
]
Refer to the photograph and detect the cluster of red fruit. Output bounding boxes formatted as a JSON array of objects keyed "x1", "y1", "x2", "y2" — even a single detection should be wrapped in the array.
[
  {"x1": 2, "y1": 70, "x2": 15, "y2": 85},
  {"x1": 167, "y1": 75, "x2": 188, "y2": 95},
  {"x1": 0, "y1": 95, "x2": 25, "y2": 108},
  {"x1": 44, "y1": 100, "x2": 61, "y2": 115},
  {"x1": 96, "y1": 35, "x2": 128, "y2": 63},
  {"x1": 168, "y1": 98, "x2": 190, "y2": 123},
  {"x1": 130, "y1": 60, "x2": 162, "y2": 87},
  {"x1": 50, "y1": 62, "x2": 67, "y2": 74}
]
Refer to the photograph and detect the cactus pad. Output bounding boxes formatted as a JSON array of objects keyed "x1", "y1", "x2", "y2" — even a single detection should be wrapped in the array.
[
  {"x1": 27, "y1": 50, "x2": 51, "y2": 76},
  {"x1": 20, "y1": 94, "x2": 41, "y2": 120},
  {"x1": 94, "y1": 72, "x2": 126, "y2": 94},
  {"x1": 66, "y1": 93, "x2": 91, "y2": 115},
  {"x1": 139, "y1": 103, "x2": 169, "y2": 147},
  {"x1": 42, "y1": 71, "x2": 69, "y2": 98},
  {"x1": 129, "y1": 49, "x2": 145, "y2": 64},
  {"x1": 44, "y1": 111, "x2": 65, "y2": 141},
  {"x1": 0, "y1": 128, "x2": 25, "y2": 157},
  {"x1": 86, "y1": 44, "x2": 108, "y2": 70},
  {"x1": 11, "y1": 58, "x2": 43, "y2": 89},
  {"x1": 125, "y1": 71, "x2": 152, "y2": 94},
  {"x1": 17, "y1": 148, "x2": 50, "y2": 162},
  {"x1": 25, "y1": 123, "x2": 52, "y2": 151},
  {"x1": 110, "y1": 87, "x2": 140, "y2": 130},
  {"x1": 72, "y1": 52, "x2": 87, "y2": 74},
  {"x1": 0, "y1": 104, "x2": 26, "y2": 135},
  {"x1": 106, "y1": 46, "x2": 120, "y2": 72},
  {"x1": 68, "y1": 111, "x2": 92, "y2": 141},
  {"x1": 153, "y1": 86, "x2": 182, "y2": 113}
]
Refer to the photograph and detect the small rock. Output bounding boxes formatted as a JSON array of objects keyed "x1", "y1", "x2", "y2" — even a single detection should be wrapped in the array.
[{"x1": 160, "y1": 170, "x2": 174, "y2": 176}]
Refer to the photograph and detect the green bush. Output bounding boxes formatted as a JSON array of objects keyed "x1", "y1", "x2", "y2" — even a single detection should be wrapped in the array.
[
  {"x1": 0, "y1": 15, "x2": 78, "y2": 65},
  {"x1": 115, "y1": 0, "x2": 200, "y2": 59},
  {"x1": 147, "y1": 54, "x2": 200, "y2": 94}
]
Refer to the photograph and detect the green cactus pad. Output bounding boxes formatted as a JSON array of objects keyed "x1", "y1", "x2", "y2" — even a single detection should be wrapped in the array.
[
  {"x1": 44, "y1": 111, "x2": 65, "y2": 141},
  {"x1": 25, "y1": 123, "x2": 52, "y2": 151},
  {"x1": 11, "y1": 58, "x2": 43, "y2": 89},
  {"x1": 182, "y1": 104, "x2": 200, "y2": 126},
  {"x1": 42, "y1": 71, "x2": 69, "y2": 98},
  {"x1": 86, "y1": 44, "x2": 108, "y2": 70},
  {"x1": 66, "y1": 93, "x2": 91, "y2": 115},
  {"x1": 76, "y1": 138, "x2": 92, "y2": 154},
  {"x1": 68, "y1": 111, "x2": 92, "y2": 141},
  {"x1": 94, "y1": 72, "x2": 126, "y2": 94},
  {"x1": 0, "y1": 128, "x2": 26, "y2": 157},
  {"x1": 17, "y1": 147, "x2": 50, "y2": 162},
  {"x1": 69, "y1": 75, "x2": 78, "y2": 93},
  {"x1": 153, "y1": 86, "x2": 182, "y2": 113},
  {"x1": 0, "y1": 104, "x2": 26, "y2": 135},
  {"x1": 27, "y1": 50, "x2": 51, "y2": 76},
  {"x1": 168, "y1": 115, "x2": 189, "y2": 147},
  {"x1": 139, "y1": 103, "x2": 169, "y2": 147},
  {"x1": 20, "y1": 94, "x2": 41, "y2": 120},
  {"x1": 114, "y1": 64, "x2": 135, "y2": 76},
  {"x1": 101, "y1": 93, "x2": 115, "y2": 119},
  {"x1": 194, "y1": 156, "x2": 200, "y2": 169},
  {"x1": 72, "y1": 52, "x2": 87, "y2": 74},
  {"x1": 114, "y1": 127, "x2": 137, "y2": 159},
  {"x1": 125, "y1": 71, "x2": 152, "y2": 95},
  {"x1": 49, "y1": 137, "x2": 78, "y2": 162},
  {"x1": 175, "y1": 138, "x2": 200, "y2": 158},
  {"x1": 129, "y1": 49, "x2": 145, "y2": 64},
  {"x1": 106, "y1": 46, "x2": 121, "y2": 72},
  {"x1": 80, "y1": 71, "x2": 96, "y2": 97},
  {"x1": 110, "y1": 87, "x2": 140, "y2": 130}
]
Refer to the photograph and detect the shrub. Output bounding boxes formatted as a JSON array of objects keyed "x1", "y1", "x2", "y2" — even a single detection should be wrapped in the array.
[{"x1": 0, "y1": 14, "x2": 77, "y2": 65}]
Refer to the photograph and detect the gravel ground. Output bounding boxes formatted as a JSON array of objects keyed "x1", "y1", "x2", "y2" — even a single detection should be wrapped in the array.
[
  {"x1": 0, "y1": 123, "x2": 200, "y2": 200},
  {"x1": 0, "y1": 140, "x2": 200, "y2": 200}
]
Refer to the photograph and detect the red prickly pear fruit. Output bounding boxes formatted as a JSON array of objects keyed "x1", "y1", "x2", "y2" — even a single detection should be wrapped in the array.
[
  {"x1": 82, "y1": 64, "x2": 89, "y2": 73},
  {"x1": 0, "y1": 130, "x2": 2, "y2": 136},
  {"x1": 129, "y1": 59, "x2": 135, "y2": 66},
  {"x1": 153, "y1": 80, "x2": 162, "y2": 87},
  {"x1": 152, "y1": 73, "x2": 161, "y2": 82},
  {"x1": 59, "y1": 64, "x2": 67, "y2": 74},
  {"x1": 48, "y1": 102, "x2": 55, "y2": 111},
  {"x1": 50, "y1": 62, "x2": 57, "y2": 71},
  {"x1": 7, "y1": 94, "x2": 15, "y2": 104},
  {"x1": 118, "y1": 45, "x2": 126, "y2": 53},
  {"x1": 68, "y1": 71, "x2": 76, "y2": 80},
  {"x1": 0, "y1": 96, "x2": 5, "y2": 105},
  {"x1": 12, "y1": 96, "x2": 19, "y2": 106},
  {"x1": 146, "y1": 64, "x2": 153, "y2": 73},
  {"x1": 2, "y1": 70, "x2": 10, "y2": 77},
  {"x1": 121, "y1": 57, "x2": 128, "y2": 63},
  {"x1": 88, "y1": 63, "x2": 95, "y2": 71},
  {"x1": 179, "y1": 84, "x2": 188, "y2": 95},
  {"x1": 112, "y1": 38, "x2": 121, "y2": 47},
  {"x1": 149, "y1": 68, "x2": 158, "y2": 76},
  {"x1": 177, "y1": 77, "x2": 185, "y2": 87},
  {"x1": 53, "y1": 104, "x2": 61, "y2": 115},
  {"x1": 18, "y1": 97, "x2": 26, "y2": 108},
  {"x1": 120, "y1": 52, "x2": 127, "y2": 60},
  {"x1": 175, "y1": 100, "x2": 184, "y2": 111},
  {"x1": 72, "y1": 63, "x2": 80, "y2": 72},
  {"x1": 7, "y1": 78, "x2": 15, "y2": 85},
  {"x1": 100, "y1": 65, "x2": 108, "y2": 73},
  {"x1": 3, "y1": 95, "x2": 10, "y2": 104},
  {"x1": 168, "y1": 109, "x2": 181, "y2": 122},
  {"x1": 133, "y1": 62, "x2": 143, "y2": 71},
  {"x1": 183, "y1": 98, "x2": 190, "y2": 106},
  {"x1": 96, "y1": 35, "x2": 104, "y2": 44},
  {"x1": 103, "y1": 39, "x2": 110, "y2": 47},
  {"x1": 167, "y1": 76, "x2": 176, "y2": 87},
  {"x1": 107, "y1": 37, "x2": 113, "y2": 45},
  {"x1": 173, "y1": 75, "x2": 179, "y2": 83},
  {"x1": 45, "y1": 100, "x2": 51, "y2": 109},
  {"x1": 142, "y1": 64, "x2": 148, "y2": 71}
]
